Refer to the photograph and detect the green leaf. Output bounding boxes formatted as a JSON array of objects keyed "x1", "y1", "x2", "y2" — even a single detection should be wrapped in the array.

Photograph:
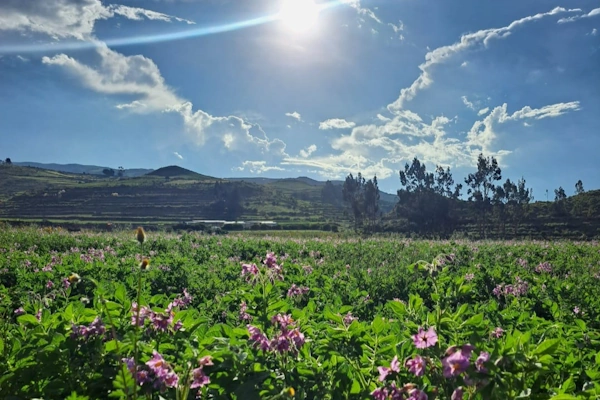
[
  {"x1": 549, "y1": 395, "x2": 578, "y2": 400},
  {"x1": 561, "y1": 376, "x2": 576, "y2": 393},
  {"x1": 350, "y1": 379, "x2": 361, "y2": 394},
  {"x1": 574, "y1": 319, "x2": 586, "y2": 331},
  {"x1": 462, "y1": 313, "x2": 483, "y2": 327},
  {"x1": 17, "y1": 314, "x2": 40, "y2": 325},
  {"x1": 372, "y1": 316, "x2": 385, "y2": 335},
  {"x1": 534, "y1": 339, "x2": 560, "y2": 356},
  {"x1": 114, "y1": 283, "x2": 127, "y2": 304}
]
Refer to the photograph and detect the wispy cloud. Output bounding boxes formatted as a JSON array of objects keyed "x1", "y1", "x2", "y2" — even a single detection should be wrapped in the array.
[
  {"x1": 109, "y1": 5, "x2": 195, "y2": 24},
  {"x1": 387, "y1": 7, "x2": 581, "y2": 112},
  {"x1": 319, "y1": 118, "x2": 356, "y2": 130},
  {"x1": 462, "y1": 96, "x2": 476, "y2": 110},
  {"x1": 478, "y1": 107, "x2": 490, "y2": 116},
  {"x1": 285, "y1": 111, "x2": 302, "y2": 121},
  {"x1": 341, "y1": 0, "x2": 382, "y2": 24},
  {"x1": 236, "y1": 161, "x2": 285, "y2": 174},
  {"x1": 173, "y1": 152, "x2": 183, "y2": 160},
  {"x1": 557, "y1": 8, "x2": 600, "y2": 23}
]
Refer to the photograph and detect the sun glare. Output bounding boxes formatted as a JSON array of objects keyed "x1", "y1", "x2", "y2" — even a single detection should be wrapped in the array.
[{"x1": 279, "y1": 0, "x2": 320, "y2": 33}]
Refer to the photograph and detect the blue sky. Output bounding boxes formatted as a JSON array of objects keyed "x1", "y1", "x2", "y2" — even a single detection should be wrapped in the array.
[{"x1": 0, "y1": 0, "x2": 599, "y2": 196}]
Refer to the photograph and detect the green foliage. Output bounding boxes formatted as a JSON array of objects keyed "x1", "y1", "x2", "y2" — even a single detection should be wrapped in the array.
[{"x1": 0, "y1": 228, "x2": 600, "y2": 399}]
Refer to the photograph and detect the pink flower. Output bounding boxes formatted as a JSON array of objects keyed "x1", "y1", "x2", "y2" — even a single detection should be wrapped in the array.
[
  {"x1": 491, "y1": 327, "x2": 504, "y2": 338},
  {"x1": 405, "y1": 355, "x2": 426, "y2": 376},
  {"x1": 442, "y1": 350, "x2": 470, "y2": 378},
  {"x1": 248, "y1": 325, "x2": 270, "y2": 351},
  {"x1": 46, "y1": 280, "x2": 54, "y2": 289},
  {"x1": 343, "y1": 312, "x2": 357, "y2": 325},
  {"x1": 476, "y1": 351, "x2": 490, "y2": 372},
  {"x1": 377, "y1": 356, "x2": 400, "y2": 381},
  {"x1": 14, "y1": 307, "x2": 25, "y2": 315},
  {"x1": 371, "y1": 387, "x2": 388, "y2": 400},
  {"x1": 35, "y1": 308, "x2": 42, "y2": 322},
  {"x1": 573, "y1": 306, "x2": 580, "y2": 315},
  {"x1": 190, "y1": 368, "x2": 210, "y2": 389},
  {"x1": 412, "y1": 326, "x2": 438, "y2": 349},
  {"x1": 146, "y1": 350, "x2": 167, "y2": 373},
  {"x1": 451, "y1": 387, "x2": 464, "y2": 400}
]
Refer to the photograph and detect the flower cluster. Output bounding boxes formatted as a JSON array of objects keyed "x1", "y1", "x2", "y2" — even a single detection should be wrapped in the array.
[
  {"x1": 263, "y1": 252, "x2": 284, "y2": 281},
  {"x1": 493, "y1": 276, "x2": 529, "y2": 298},
  {"x1": 535, "y1": 262, "x2": 552, "y2": 274},
  {"x1": 343, "y1": 312, "x2": 357, "y2": 326},
  {"x1": 372, "y1": 383, "x2": 427, "y2": 400},
  {"x1": 287, "y1": 284, "x2": 309, "y2": 298},
  {"x1": 71, "y1": 317, "x2": 106, "y2": 340},
  {"x1": 239, "y1": 301, "x2": 252, "y2": 321},
  {"x1": 247, "y1": 313, "x2": 305, "y2": 354},
  {"x1": 517, "y1": 258, "x2": 528, "y2": 268},
  {"x1": 190, "y1": 356, "x2": 213, "y2": 390},
  {"x1": 123, "y1": 351, "x2": 180, "y2": 391},
  {"x1": 131, "y1": 291, "x2": 190, "y2": 333}
]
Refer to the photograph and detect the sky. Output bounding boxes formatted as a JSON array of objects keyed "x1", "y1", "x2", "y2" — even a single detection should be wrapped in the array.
[{"x1": 0, "y1": 0, "x2": 599, "y2": 197}]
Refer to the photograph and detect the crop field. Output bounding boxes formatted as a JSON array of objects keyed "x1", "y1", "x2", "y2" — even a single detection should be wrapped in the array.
[{"x1": 1, "y1": 228, "x2": 599, "y2": 399}]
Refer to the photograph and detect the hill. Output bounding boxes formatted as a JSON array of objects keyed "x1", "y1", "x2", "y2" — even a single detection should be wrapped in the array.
[
  {"x1": 13, "y1": 162, "x2": 152, "y2": 177},
  {"x1": 146, "y1": 165, "x2": 212, "y2": 180}
]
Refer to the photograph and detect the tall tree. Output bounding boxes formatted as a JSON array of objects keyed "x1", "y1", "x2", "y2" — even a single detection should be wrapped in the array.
[
  {"x1": 321, "y1": 180, "x2": 340, "y2": 205},
  {"x1": 575, "y1": 180, "x2": 585, "y2": 195},
  {"x1": 4, "y1": 158, "x2": 11, "y2": 165},
  {"x1": 342, "y1": 173, "x2": 366, "y2": 230},
  {"x1": 554, "y1": 187, "x2": 567, "y2": 202},
  {"x1": 102, "y1": 168, "x2": 115, "y2": 177},
  {"x1": 464, "y1": 154, "x2": 502, "y2": 238},
  {"x1": 363, "y1": 176, "x2": 380, "y2": 232}
]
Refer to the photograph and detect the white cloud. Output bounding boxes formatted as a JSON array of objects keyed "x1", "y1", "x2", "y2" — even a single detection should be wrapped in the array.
[
  {"x1": 591, "y1": 28, "x2": 598, "y2": 36},
  {"x1": 558, "y1": 8, "x2": 600, "y2": 23},
  {"x1": 478, "y1": 107, "x2": 490, "y2": 116},
  {"x1": 388, "y1": 20, "x2": 403, "y2": 32},
  {"x1": 387, "y1": 7, "x2": 581, "y2": 112},
  {"x1": 285, "y1": 111, "x2": 302, "y2": 121},
  {"x1": 108, "y1": 5, "x2": 195, "y2": 24},
  {"x1": 173, "y1": 152, "x2": 183, "y2": 160},
  {"x1": 0, "y1": 0, "x2": 192, "y2": 41},
  {"x1": 462, "y1": 96, "x2": 476, "y2": 110},
  {"x1": 340, "y1": 0, "x2": 382, "y2": 24},
  {"x1": 299, "y1": 144, "x2": 317, "y2": 158},
  {"x1": 461, "y1": 61, "x2": 468, "y2": 67},
  {"x1": 376, "y1": 114, "x2": 391, "y2": 122},
  {"x1": 236, "y1": 161, "x2": 285, "y2": 174},
  {"x1": 319, "y1": 118, "x2": 356, "y2": 130}
]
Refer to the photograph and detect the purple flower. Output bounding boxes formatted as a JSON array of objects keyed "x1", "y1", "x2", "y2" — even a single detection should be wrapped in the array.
[
  {"x1": 412, "y1": 326, "x2": 438, "y2": 349},
  {"x1": 14, "y1": 307, "x2": 25, "y2": 316},
  {"x1": 35, "y1": 308, "x2": 42, "y2": 322},
  {"x1": 377, "y1": 356, "x2": 400, "y2": 381},
  {"x1": 62, "y1": 278, "x2": 71, "y2": 289},
  {"x1": 287, "y1": 284, "x2": 310, "y2": 298},
  {"x1": 574, "y1": 306, "x2": 580, "y2": 315},
  {"x1": 46, "y1": 280, "x2": 54, "y2": 289},
  {"x1": 535, "y1": 262, "x2": 552, "y2": 274},
  {"x1": 442, "y1": 350, "x2": 470, "y2": 378},
  {"x1": 271, "y1": 313, "x2": 294, "y2": 332},
  {"x1": 248, "y1": 325, "x2": 270, "y2": 351},
  {"x1": 239, "y1": 301, "x2": 252, "y2": 321},
  {"x1": 476, "y1": 351, "x2": 490, "y2": 372},
  {"x1": 371, "y1": 387, "x2": 388, "y2": 400},
  {"x1": 289, "y1": 328, "x2": 306, "y2": 349},
  {"x1": 406, "y1": 355, "x2": 426, "y2": 376},
  {"x1": 491, "y1": 327, "x2": 504, "y2": 338},
  {"x1": 406, "y1": 387, "x2": 428, "y2": 400},
  {"x1": 264, "y1": 252, "x2": 278, "y2": 268},
  {"x1": 343, "y1": 312, "x2": 357, "y2": 325},
  {"x1": 190, "y1": 367, "x2": 210, "y2": 389},
  {"x1": 241, "y1": 263, "x2": 259, "y2": 276},
  {"x1": 451, "y1": 387, "x2": 464, "y2": 400}
]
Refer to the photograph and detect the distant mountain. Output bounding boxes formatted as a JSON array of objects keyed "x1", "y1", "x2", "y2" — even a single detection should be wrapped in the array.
[
  {"x1": 14, "y1": 162, "x2": 152, "y2": 177},
  {"x1": 147, "y1": 166, "x2": 214, "y2": 180}
]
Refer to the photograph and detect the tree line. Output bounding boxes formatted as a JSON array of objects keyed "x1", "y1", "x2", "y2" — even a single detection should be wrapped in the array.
[{"x1": 336, "y1": 154, "x2": 588, "y2": 237}]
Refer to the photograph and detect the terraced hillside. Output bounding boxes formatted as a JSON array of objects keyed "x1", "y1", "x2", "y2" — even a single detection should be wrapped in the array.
[{"x1": 0, "y1": 165, "x2": 349, "y2": 224}]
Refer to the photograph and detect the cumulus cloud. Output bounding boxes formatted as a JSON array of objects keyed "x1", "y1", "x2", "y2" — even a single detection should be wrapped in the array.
[
  {"x1": 285, "y1": 111, "x2": 302, "y2": 121},
  {"x1": 319, "y1": 118, "x2": 356, "y2": 130},
  {"x1": 387, "y1": 7, "x2": 581, "y2": 112},
  {"x1": 0, "y1": 0, "x2": 192, "y2": 40},
  {"x1": 299, "y1": 144, "x2": 317, "y2": 158},
  {"x1": 557, "y1": 8, "x2": 600, "y2": 23},
  {"x1": 173, "y1": 152, "x2": 183, "y2": 160}
]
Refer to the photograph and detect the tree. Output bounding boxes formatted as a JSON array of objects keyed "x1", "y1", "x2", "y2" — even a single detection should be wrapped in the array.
[
  {"x1": 554, "y1": 186, "x2": 567, "y2": 202},
  {"x1": 506, "y1": 178, "x2": 533, "y2": 236},
  {"x1": 321, "y1": 180, "x2": 340, "y2": 206},
  {"x1": 342, "y1": 173, "x2": 366, "y2": 230},
  {"x1": 575, "y1": 180, "x2": 584, "y2": 195},
  {"x1": 102, "y1": 168, "x2": 115, "y2": 177},
  {"x1": 117, "y1": 166, "x2": 125, "y2": 178},
  {"x1": 363, "y1": 176, "x2": 380, "y2": 232},
  {"x1": 464, "y1": 153, "x2": 502, "y2": 238},
  {"x1": 4, "y1": 158, "x2": 11, "y2": 165}
]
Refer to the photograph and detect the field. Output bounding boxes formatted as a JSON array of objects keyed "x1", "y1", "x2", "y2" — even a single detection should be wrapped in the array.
[{"x1": 1, "y1": 228, "x2": 600, "y2": 399}]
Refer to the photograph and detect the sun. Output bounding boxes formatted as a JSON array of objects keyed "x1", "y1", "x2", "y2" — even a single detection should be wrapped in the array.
[{"x1": 279, "y1": 0, "x2": 320, "y2": 33}]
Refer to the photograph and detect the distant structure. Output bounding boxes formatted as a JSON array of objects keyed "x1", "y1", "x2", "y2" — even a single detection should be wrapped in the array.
[{"x1": 185, "y1": 220, "x2": 277, "y2": 229}]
